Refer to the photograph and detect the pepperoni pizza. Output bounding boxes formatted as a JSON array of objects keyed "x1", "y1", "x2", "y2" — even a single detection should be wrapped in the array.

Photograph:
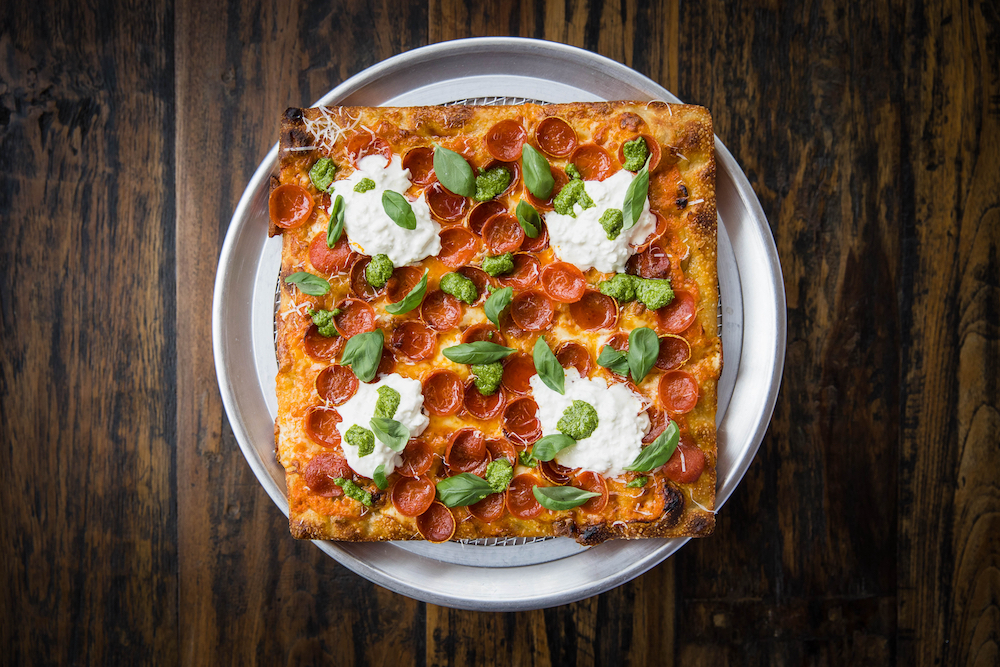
[{"x1": 270, "y1": 102, "x2": 720, "y2": 545}]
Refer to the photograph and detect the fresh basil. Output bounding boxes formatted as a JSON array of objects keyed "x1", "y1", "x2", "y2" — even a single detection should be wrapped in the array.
[
  {"x1": 622, "y1": 157, "x2": 650, "y2": 231},
  {"x1": 442, "y1": 341, "x2": 515, "y2": 364},
  {"x1": 625, "y1": 420, "x2": 680, "y2": 472},
  {"x1": 533, "y1": 337, "x2": 564, "y2": 395},
  {"x1": 627, "y1": 327, "x2": 659, "y2": 383},
  {"x1": 521, "y1": 144, "x2": 554, "y2": 200},
  {"x1": 433, "y1": 146, "x2": 476, "y2": 197},
  {"x1": 327, "y1": 194, "x2": 345, "y2": 246},
  {"x1": 518, "y1": 449, "x2": 538, "y2": 468},
  {"x1": 385, "y1": 269, "x2": 428, "y2": 315},
  {"x1": 369, "y1": 416, "x2": 409, "y2": 452},
  {"x1": 531, "y1": 434, "x2": 577, "y2": 462},
  {"x1": 341, "y1": 329, "x2": 384, "y2": 382},
  {"x1": 285, "y1": 271, "x2": 330, "y2": 296},
  {"x1": 515, "y1": 200, "x2": 541, "y2": 238},
  {"x1": 382, "y1": 191, "x2": 416, "y2": 230},
  {"x1": 626, "y1": 476, "x2": 648, "y2": 488},
  {"x1": 373, "y1": 464, "x2": 388, "y2": 490},
  {"x1": 532, "y1": 485, "x2": 600, "y2": 511},
  {"x1": 597, "y1": 345, "x2": 630, "y2": 376},
  {"x1": 484, "y1": 286, "x2": 513, "y2": 328},
  {"x1": 436, "y1": 473, "x2": 495, "y2": 507}
]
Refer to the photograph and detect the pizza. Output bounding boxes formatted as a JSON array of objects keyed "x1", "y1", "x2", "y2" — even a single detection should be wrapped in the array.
[{"x1": 269, "y1": 102, "x2": 720, "y2": 546}]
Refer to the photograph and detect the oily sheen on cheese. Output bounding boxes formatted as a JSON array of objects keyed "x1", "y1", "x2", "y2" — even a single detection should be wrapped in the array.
[{"x1": 271, "y1": 102, "x2": 720, "y2": 545}]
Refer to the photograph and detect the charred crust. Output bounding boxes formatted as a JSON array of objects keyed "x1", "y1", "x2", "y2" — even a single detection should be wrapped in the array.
[
  {"x1": 660, "y1": 484, "x2": 685, "y2": 529},
  {"x1": 284, "y1": 107, "x2": 304, "y2": 122},
  {"x1": 577, "y1": 524, "x2": 614, "y2": 546},
  {"x1": 267, "y1": 175, "x2": 281, "y2": 237},
  {"x1": 691, "y1": 208, "x2": 716, "y2": 235},
  {"x1": 676, "y1": 183, "x2": 690, "y2": 209},
  {"x1": 688, "y1": 514, "x2": 714, "y2": 535},
  {"x1": 617, "y1": 112, "x2": 645, "y2": 131}
]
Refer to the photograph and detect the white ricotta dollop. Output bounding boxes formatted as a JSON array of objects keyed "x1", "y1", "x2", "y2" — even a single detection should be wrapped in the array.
[
  {"x1": 329, "y1": 153, "x2": 441, "y2": 266},
  {"x1": 335, "y1": 373, "x2": 429, "y2": 479},
  {"x1": 530, "y1": 367, "x2": 650, "y2": 477},
  {"x1": 543, "y1": 170, "x2": 656, "y2": 273}
]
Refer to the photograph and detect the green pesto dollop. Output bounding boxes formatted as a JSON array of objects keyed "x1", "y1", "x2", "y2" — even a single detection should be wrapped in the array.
[
  {"x1": 333, "y1": 477, "x2": 372, "y2": 506},
  {"x1": 552, "y1": 179, "x2": 595, "y2": 217},
  {"x1": 598, "y1": 273, "x2": 638, "y2": 303},
  {"x1": 564, "y1": 162, "x2": 582, "y2": 180},
  {"x1": 599, "y1": 208, "x2": 624, "y2": 240},
  {"x1": 308, "y1": 308, "x2": 342, "y2": 337},
  {"x1": 481, "y1": 252, "x2": 514, "y2": 277},
  {"x1": 634, "y1": 277, "x2": 675, "y2": 310},
  {"x1": 309, "y1": 158, "x2": 337, "y2": 192},
  {"x1": 354, "y1": 177, "x2": 376, "y2": 193},
  {"x1": 345, "y1": 424, "x2": 375, "y2": 457},
  {"x1": 518, "y1": 449, "x2": 538, "y2": 468},
  {"x1": 439, "y1": 272, "x2": 479, "y2": 304},
  {"x1": 557, "y1": 400, "x2": 599, "y2": 440},
  {"x1": 622, "y1": 137, "x2": 650, "y2": 172},
  {"x1": 485, "y1": 458, "x2": 513, "y2": 493},
  {"x1": 473, "y1": 165, "x2": 512, "y2": 202},
  {"x1": 374, "y1": 386, "x2": 400, "y2": 419},
  {"x1": 471, "y1": 362, "x2": 503, "y2": 396},
  {"x1": 365, "y1": 253, "x2": 394, "y2": 289}
]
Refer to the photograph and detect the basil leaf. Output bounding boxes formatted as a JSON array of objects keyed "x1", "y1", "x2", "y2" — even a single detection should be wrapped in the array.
[
  {"x1": 533, "y1": 337, "x2": 564, "y2": 395},
  {"x1": 521, "y1": 144, "x2": 554, "y2": 200},
  {"x1": 531, "y1": 434, "x2": 577, "y2": 462},
  {"x1": 381, "y1": 191, "x2": 416, "y2": 230},
  {"x1": 515, "y1": 200, "x2": 541, "y2": 238},
  {"x1": 519, "y1": 450, "x2": 538, "y2": 468},
  {"x1": 621, "y1": 157, "x2": 650, "y2": 231},
  {"x1": 625, "y1": 420, "x2": 679, "y2": 472},
  {"x1": 436, "y1": 472, "x2": 495, "y2": 507},
  {"x1": 433, "y1": 147, "x2": 475, "y2": 197},
  {"x1": 627, "y1": 327, "x2": 659, "y2": 383},
  {"x1": 327, "y1": 194, "x2": 345, "y2": 247},
  {"x1": 532, "y1": 485, "x2": 600, "y2": 511},
  {"x1": 341, "y1": 329, "x2": 384, "y2": 382},
  {"x1": 285, "y1": 272, "x2": 330, "y2": 296},
  {"x1": 373, "y1": 464, "x2": 388, "y2": 490},
  {"x1": 442, "y1": 341, "x2": 515, "y2": 364},
  {"x1": 626, "y1": 476, "x2": 647, "y2": 488},
  {"x1": 369, "y1": 417, "x2": 409, "y2": 452},
  {"x1": 384, "y1": 270, "x2": 428, "y2": 315},
  {"x1": 597, "y1": 345, "x2": 630, "y2": 376},
  {"x1": 484, "y1": 286, "x2": 513, "y2": 328}
]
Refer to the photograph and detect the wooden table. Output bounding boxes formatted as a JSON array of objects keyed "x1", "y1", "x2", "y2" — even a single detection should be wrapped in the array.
[{"x1": 2, "y1": 0, "x2": 997, "y2": 664}]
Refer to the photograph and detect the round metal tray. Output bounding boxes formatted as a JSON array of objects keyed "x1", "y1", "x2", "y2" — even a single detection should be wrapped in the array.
[{"x1": 213, "y1": 37, "x2": 786, "y2": 611}]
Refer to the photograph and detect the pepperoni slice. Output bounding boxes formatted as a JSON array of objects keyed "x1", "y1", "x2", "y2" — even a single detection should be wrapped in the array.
[
  {"x1": 535, "y1": 117, "x2": 578, "y2": 157},
  {"x1": 373, "y1": 348, "x2": 396, "y2": 381},
  {"x1": 445, "y1": 428, "x2": 490, "y2": 474},
  {"x1": 617, "y1": 134, "x2": 662, "y2": 173},
  {"x1": 420, "y1": 290, "x2": 462, "y2": 331},
  {"x1": 501, "y1": 352, "x2": 535, "y2": 395},
  {"x1": 390, "y1": 476, "x2": 436, "y2": 517},
  {"x1": 568, "y1": 290, "x2": 618, "y2": 330},
  {"x1": 540, "y1": 262, "x2": 586, "y2": 303},
  {"x1": 570, "y1": 144, "x2": 618, "y2": 181},
  {"x1": 438, "y1": 227, "x2": 479, "y2": 267},
  {"x1": 416, "y1": 502, "x2": 457, "y2": 542},
  {"x1": 390, "y1": 321, "x2": 436, "y2": 362},
  {"x1": 461, "y1": 322, "x2": 504, "y2": 346},
  {"x1": 657, "y1": 290, "x2": 698, "y2": 333},
  {"x1": 398, "y1": 439, "x2": 434, "y2": 478},
  {"x1": 469, "y1": 492, "x2": 506, "y2": 522},
  {"x1": 555, "y1": 341, "x2": 592, "y2": 377},
  {"x1": 499, "y1": 310, "x2": 527, "y2": 341},
  {"x1": 384, "y1": 265, "x2": 425, "y2": 304},
  {"x1": 347, "y1": 133, "x2": 391, "y2": 166},
  {"x1": 497, "y1": 254, "x2": 540, "y2": 289},
  {"x1": 658, "y1": 370, "x2": 699, "y2": 414},
  {"x1": 576, "y1": 472, "x2": 609, "y2": 513},
  {"x1": 269, "y1": 183, "x2": 314, "y2": 229},
  {"x1": 422, "y1": 369, "x2": 464, "y2": 416},
  {"x1": 663, "y1": 444, "x2": 707, "y2": 484},
  {"x1": 519, "y1": 219, "x2": 550, "y2": 253},
  {"x1": 502, "y1": 397, "x2": 541, "y2": 446},
  {"x1": 426, "y1": 181, "x2": 469, "y2": 222},
  {"x1": 467, "y1": 201, "x2": 507, "y2": 236},
  {"x1": 304, "y1": 406, "x2": 342, "y2": 448},
  {"x1": 481, "y1": 214, "x2": 525, "y2": 254},
  {"x1": 627, "y1": 244, "x2": 671, "y2": 279},
  {"x1": 402, "y1": 146, "x2": 435, "y2": 185},
  {"x1": 302, "y1": 452, "x2": 352, "y2": 497},
  {"x1": 510, "y1": 290, "x2": 554, "y2": 331},
  {"x1": 304, "y1": 325, "x2": 345, "y2": 361},
  {"x1": 525, "y1": 167, "x2": 569, "y2": 210},
  {"x1": 643, "y1": 407, "x2": 669, "y2": 444},
  {"x1": 538, "y1": 460, "x2": 572, "y2": 485},
  {"x1": 333, "y1": 299, "x2": 376, "y2": 338},
  {"x1": 350, "y1": 256, "x2": 383, "y2": 301},
  {"x1": 485, "y1": 438, "x2": 517, "y2": 464},
  {"x1": 655, "y1": 335, "x2": 691, "y2": 371},
  {"x1": 607, "y1": 332, "x2": 629, "y2": 352},
  {"x1": 309, "y1": 233, "x2": 356, "y2": 275},
  {"x1": 507, "y1": 474, "x2": 544, "y2": 519},
  {"x1": 464, "y1": 381, "x2": 506, "y2": 420},
  {"x1": 316, "y1": 365, "x2": 359, "y2": 405},
  {"x1": 485, "y1": 120, "x2": 528, "y2": 162},
  {"x1": 636, "y1": 212, "x2": 669, "y2": 253}
]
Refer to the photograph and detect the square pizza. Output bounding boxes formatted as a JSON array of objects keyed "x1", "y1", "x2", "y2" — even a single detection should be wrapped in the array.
[{"x1": 269, "y1": 102, "x2": 720, "y2": 545}]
